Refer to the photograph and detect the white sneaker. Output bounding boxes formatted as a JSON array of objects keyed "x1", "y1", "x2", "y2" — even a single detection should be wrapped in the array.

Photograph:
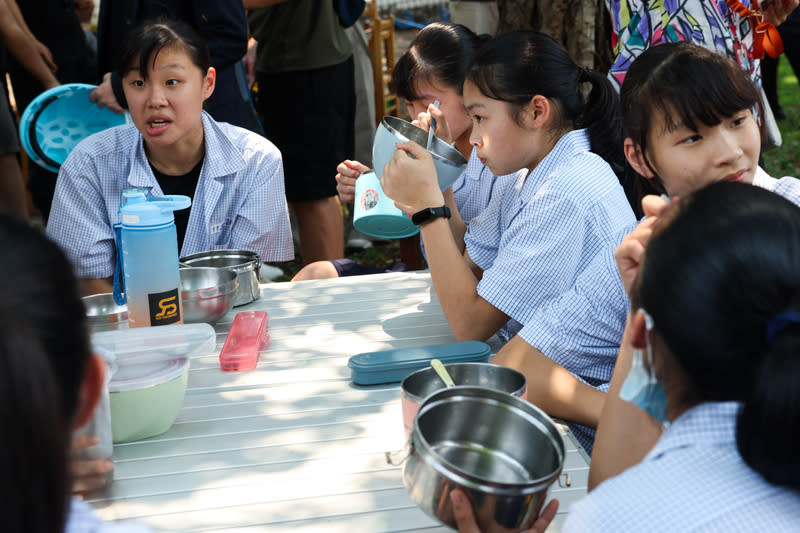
[{"x1": 346, "y1": 237, "x2": 373, "y2": 250}]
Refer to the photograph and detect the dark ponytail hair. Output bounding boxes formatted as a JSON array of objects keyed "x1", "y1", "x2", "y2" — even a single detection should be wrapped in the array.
[
  {"x1": 633, "y1": 182, "x2": 800, "y2": 490},
  {"x1": 117, "y1": 17, "x2": 210, "y2": 80},
  {"x1": 465, "y1": 31, "x2": 624, "y2": 174},
  {"x1": 621, "y1": 42, "x2": 761, "y2": 208},
  {"x1": 392, "y1": 22, "x2": 486, "y2": 101},
  {"x1": 0, "y1": 315, "x2": 69, "y2": 533},
  {"x1": 0, "y1": 213, "x2": 91, "y2": 421},
  {"x1": 0, "y1": 214, "x2": 92, "y2": 528}
]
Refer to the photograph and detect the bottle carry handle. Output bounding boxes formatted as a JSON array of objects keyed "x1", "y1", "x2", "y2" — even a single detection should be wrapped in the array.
[{"x1": 112, "y1": 223, "x2": 126, "y2": 306}]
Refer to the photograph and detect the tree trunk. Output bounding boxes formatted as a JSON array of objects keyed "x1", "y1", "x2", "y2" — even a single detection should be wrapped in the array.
[{"x1": 496, "y1": 0, "x2": 613, "y2": 71}]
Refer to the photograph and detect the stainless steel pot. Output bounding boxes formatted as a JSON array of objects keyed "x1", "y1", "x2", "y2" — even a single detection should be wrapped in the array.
[
  {"x1": 400, "y1": 363, "x2": 527, "y2": 440},
  {"x1": 403, "y1": 386, "x2": 564, "y2": 530},
  {"x1": 179, "y1": 250, "x2": 260, "y2": 307}
]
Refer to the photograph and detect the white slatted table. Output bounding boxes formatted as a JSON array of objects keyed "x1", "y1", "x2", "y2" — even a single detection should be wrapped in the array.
[{"x1": 89, "y1": 272, "x2": 590, "y2": 532}]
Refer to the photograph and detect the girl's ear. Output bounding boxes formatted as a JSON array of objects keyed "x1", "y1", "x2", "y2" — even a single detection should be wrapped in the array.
[
  {"x1": 624, "y1": 138, "x2": 655, "y2": 179},
  {"x1": 73, "y1": 353, "x2": 105, "y2": 430},
  {"x1": 203, "y1": 67, "x2": 217, "y2": 101},
  {"x1": 524, "y1": 94, "x2": 551, "y2": 129},
  {"x1": 629, "y1": 310, "x2": 648, "y2": 349}
]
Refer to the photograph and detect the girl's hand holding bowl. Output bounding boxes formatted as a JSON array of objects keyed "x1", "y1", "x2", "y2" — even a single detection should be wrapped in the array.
[{"x1": 381, "y1": 141, "x2": 445, "y2": 215}]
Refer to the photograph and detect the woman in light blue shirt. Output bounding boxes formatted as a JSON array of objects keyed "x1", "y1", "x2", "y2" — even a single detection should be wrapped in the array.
[{"x1": 47, "y1": 19, "x2": 293, "y2": 295}]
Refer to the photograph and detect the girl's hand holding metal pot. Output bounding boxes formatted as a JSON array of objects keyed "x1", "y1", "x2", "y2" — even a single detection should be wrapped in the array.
[
  {"x1": 450, "y1": 489, "x2": 559, "y2": 533},
  {"x1": 380, "y1": 141, "x2": 445, "y2": 213}
]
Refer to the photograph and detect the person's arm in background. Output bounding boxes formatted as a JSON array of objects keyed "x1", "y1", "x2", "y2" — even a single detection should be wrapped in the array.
[
  {"x1": 0, "y1": 0, "x2": 58, "y2": 89},
  {"x1": 5, "y1": 0, "x2": 57, "y2": 74},
  {"x1": 244, "y1": 36, "x2": 258, "y2": 88},
  {"x1": 764, "y1": 0, "x2": 799, "y2": 26}
]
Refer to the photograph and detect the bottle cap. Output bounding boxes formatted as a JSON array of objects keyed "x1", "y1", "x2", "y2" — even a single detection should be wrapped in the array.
[
  {"x1": 120, "y1": 194, "x2": 191, "y2": 227},
  {"x1": 119, "y1": 187, "x2": 150, "y2": 209}
]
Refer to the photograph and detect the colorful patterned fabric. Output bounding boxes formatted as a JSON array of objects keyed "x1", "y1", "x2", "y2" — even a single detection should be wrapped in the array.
[{"x1": 605, "y1": 0, "x2": 760, "y2": 91}]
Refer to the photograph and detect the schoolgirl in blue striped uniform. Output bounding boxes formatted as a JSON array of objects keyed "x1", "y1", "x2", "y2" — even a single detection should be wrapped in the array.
[{"x1": 381, "y1": 31, "x2": 635, "y2": 344}]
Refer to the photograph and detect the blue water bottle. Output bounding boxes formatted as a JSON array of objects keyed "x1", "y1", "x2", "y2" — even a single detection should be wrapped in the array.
[{"x1": 114, "y1": 193, "x2": 191, "y2": 328}]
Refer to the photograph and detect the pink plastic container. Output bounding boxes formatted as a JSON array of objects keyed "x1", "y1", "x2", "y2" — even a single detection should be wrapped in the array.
[{"x1": 219, "y1": 311, "x2": 269, "y2": 371}]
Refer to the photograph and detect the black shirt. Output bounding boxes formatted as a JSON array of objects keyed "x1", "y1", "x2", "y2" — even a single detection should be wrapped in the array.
[{"x1": 150, "y1": 158, "x2": 203, "y2": 250}]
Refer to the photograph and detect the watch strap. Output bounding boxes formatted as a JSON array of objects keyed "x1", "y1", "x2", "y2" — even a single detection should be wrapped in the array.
[{"x1": 411, "y1": 205, "x2": 451, "y2": 226}]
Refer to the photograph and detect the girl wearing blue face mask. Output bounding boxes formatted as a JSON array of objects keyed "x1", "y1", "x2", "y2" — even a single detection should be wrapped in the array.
[
  {"x1": 451, "y1": 182, "x2": 800, "y2": 532},
  {"x1": 616, "y1": 308, "x2": 668, "y2": 422},
  {"x1": 563, "y1": 182, "x2": 800, "y2": 530}
]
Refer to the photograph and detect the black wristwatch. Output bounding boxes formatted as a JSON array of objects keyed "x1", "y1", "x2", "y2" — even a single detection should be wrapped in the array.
[{"x1": 412, "y1": 205, "x2": 451, "y2": 226}]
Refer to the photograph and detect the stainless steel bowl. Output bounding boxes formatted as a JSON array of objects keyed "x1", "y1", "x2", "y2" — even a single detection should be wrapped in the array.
[
  {"x1": 401, "y1": 363, "x2": 527, "y2": 438},
  {"x1": 179, "y1": 250, "x2": 259, "y2": 306},
  {"x1": 83, "y1": 293, "x2": 128, "y2": 331},
  {"x1": 373, "y1": 116, "x2": 468, "y2": 191},
  {"x1": 179, "y1": 267, "x2": 238, "y2": 324},
  {"x1": 404, "y1": 387, "x2": 564, "y2": 530},
  {"x1": 381, "y1": 116, "x2": 467, "y2": 167}
]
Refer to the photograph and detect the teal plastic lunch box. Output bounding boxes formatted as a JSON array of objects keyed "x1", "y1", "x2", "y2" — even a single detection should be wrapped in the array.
[{"x1": 348, "y1": 341, "x2": 492, "y2": 385}]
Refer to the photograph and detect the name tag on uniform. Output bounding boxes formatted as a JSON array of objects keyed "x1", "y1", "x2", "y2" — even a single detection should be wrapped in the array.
[{"x1": 209, "y1": 218, "x2": 233, "y2": 235}]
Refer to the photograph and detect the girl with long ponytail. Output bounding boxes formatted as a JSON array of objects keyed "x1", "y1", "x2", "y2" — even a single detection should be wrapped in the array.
[{"x1": 380, "y1": 30, "x2": 635, "y2": 346}]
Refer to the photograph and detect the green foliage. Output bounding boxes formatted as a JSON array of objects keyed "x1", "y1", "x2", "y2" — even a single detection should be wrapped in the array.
[{"x1": 762, "y1": 57, "x2": 800, "y2": 178}]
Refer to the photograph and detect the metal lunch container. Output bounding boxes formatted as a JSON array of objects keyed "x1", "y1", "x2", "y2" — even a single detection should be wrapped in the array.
[
  {"x1": 400, "y1": 363, "x2": 527, "y2": 440},
  {"x1": 179, "y1": 249, "x2": 260, "y2": 307},
  {"x1": 402, "y1": 386, "x2": 565, "y2": 530}
]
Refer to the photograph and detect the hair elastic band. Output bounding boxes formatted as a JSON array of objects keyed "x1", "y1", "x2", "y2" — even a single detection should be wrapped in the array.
[
  {"x1": 578, "y1": 67, "x2": 591, "y2": 83},
  {"x1": 765, "y1": 311, "x2": 800, "y2": 345}
]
